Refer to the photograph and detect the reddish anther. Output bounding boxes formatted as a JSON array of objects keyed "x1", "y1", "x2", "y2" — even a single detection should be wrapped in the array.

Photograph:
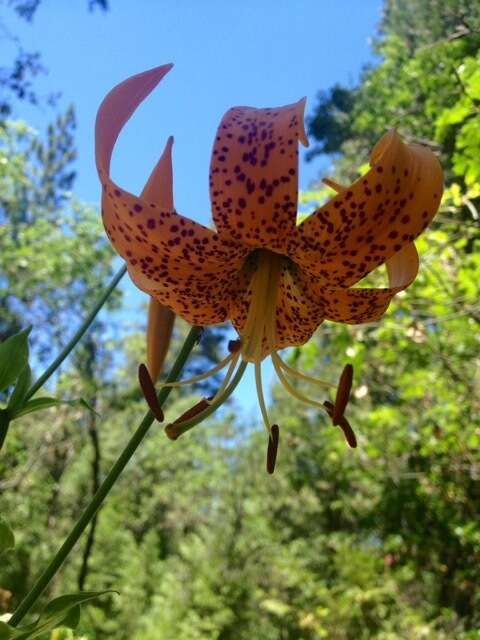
[
  {"x1": 337, "y1": 416, "x2": 357, "y2": 449},
  {"x1": 266, "y1": 424, "x2": 280, "y2": 474},
  {"x1": 333, "y1": 363, "x2": 353, "y2": 425},
  {"x1": 138, "y1": 363, "x2": 164, "y2": 422},
  {"x1": 228, "y1": 339, "x2": 242, "y2": 353},
  {"x1": 323, "y1": 400, "x2": 357, "y2": 448},
  {"x1": 164, "y1": 397, "x2": 211, "y2": 440}
]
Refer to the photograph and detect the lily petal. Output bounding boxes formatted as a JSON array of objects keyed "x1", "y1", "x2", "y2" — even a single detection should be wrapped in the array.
[
  {"x1": 132, "y1": 266, "x2": 237, "y2": 325},
  {"x1": 142, "y1": 135, "x2": 175, "y2": 208},
  {"x1": 95, "y1": 65, "x2": 249, "y2": 323},
  {"x1": 229, "y1": 259, "x2": 325, "y2": 354},
  {"x1": 300, "y1": 241, "x2": 419, "y2": 324},
  {"x1": 291, "y1": 130, "x2": 443, "y2": 287},
  {"x1": 210, "y1": 99, "x2": 308, "y2": 252},
  {"x1": 147, "y1": 297, "x2": 175, "y2": 381},
  {"x1": 142, "y1": 137, "x2": 175, "y2": 382}
]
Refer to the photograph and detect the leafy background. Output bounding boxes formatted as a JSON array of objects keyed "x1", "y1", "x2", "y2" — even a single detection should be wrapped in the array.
[{"x1": 1, "y1": 0, "x2": 480, "y2": 638}]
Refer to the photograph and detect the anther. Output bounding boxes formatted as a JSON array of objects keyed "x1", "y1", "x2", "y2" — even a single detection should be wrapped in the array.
[
  {"x1": 333, "y1": 363, "x2": 353, "y2": 425},
  {"x1": 164, "y1": 397, "x2": 212, "y2": 440},
  {"x1": 337, "y1": 416, "x2": 357, "y2": 449},
  {"x1": 322, "y1": 177, "x2": 347, "y2": 193},
  {"x1": 323, "y1": 400, "x2": 357, "y2": 449},
  {"x1": 228, "y1": 339, "x2": 242, "y2": 353},
  {"x1": 138, "y1": 363, "x2": 164, "y2": 422},
  {"x1": 266, "y1": 424, "x2": 280, "y2": 474}
]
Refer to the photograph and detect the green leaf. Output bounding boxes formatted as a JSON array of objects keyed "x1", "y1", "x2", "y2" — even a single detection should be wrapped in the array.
[
  {"x1": 0, "y1": 591, "x2": 113, "y2": 639},
  {"x1": 0, "y1": 518, "x2": 15, "y2": 556},
  {"x1": 0, "y1": 622, "x2": 15, "y2": 640},
  {"x1": 7, "y1": 365, "x2": 32, "y2": 413},
  {"x1": 12, "y1": 397, "x2": 98, "y2": 420},
  {"x1": 0, "y1": 328, "x2": 31, "y2": 393}
]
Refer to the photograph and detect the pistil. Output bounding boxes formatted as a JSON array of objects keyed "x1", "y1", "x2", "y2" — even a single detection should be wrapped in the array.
[{"x1": 240, "y1": 250, "x2": 284, "y2": 363}]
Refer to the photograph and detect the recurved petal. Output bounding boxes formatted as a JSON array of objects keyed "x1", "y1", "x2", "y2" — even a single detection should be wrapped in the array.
[
  {"x1": 299, "y1": 242, "x2": 419, "y2": 324},
  {"x1": 290, "y1": 130, "x2": 443, "y2": 287},
  {"x1": 210, "y1": 99, "x2": 308, "y2": 252},
  {"x1": 95, "y1": 66, "x2": 249, "y2": 320},
  {"x1": 130, "y1": 264, "x2": 238, "y2": 325},
  {"x1": 141, "y1": 135, "x2": 175, "y2": 208},
  {"x1": 96, "y1": 64, "x2": 173, "y2": 175}
]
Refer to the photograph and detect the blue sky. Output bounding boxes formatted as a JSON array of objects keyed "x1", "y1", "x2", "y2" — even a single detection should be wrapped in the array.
[{"x1": 3, "y1": 0, "x2": 382, "y2": 415}]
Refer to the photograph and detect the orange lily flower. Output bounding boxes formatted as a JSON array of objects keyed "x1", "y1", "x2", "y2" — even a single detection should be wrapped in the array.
[{"x1": 95, "y1": 65, "x2": 443, "y2": 455}]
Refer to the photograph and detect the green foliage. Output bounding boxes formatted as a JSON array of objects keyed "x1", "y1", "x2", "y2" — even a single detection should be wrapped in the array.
[
  {"x1": 0, "y1": 592, "x2": 112, "y2": 639},
  {"x1": 0, "y1": 328, "x2": 31, "y2": 394},
  {"x1": 0, "y1": 520, "x2": 15, "y2": 558},
  {"x1": 1, "y1": 1, "x2": 480, "y2": 639}
]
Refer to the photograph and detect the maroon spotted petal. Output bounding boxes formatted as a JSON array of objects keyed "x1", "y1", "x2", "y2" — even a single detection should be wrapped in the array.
[{"x1": 210, "y1": 99, "x2": 308, "y2": 252}]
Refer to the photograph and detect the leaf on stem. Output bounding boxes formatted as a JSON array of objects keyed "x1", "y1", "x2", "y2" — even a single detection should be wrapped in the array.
[
  {"x1": 0, "y1": 328, "x2": 31, "y2": 394},
  {"x1": 11, "y1": 397, "x2": 98, "y2": 420},
  {"x1": 7, "y1": 366, "x2": 32, "y2": 413},
  {"x1": 0, "y1": 591, "x2": 114, "y2": 639}
]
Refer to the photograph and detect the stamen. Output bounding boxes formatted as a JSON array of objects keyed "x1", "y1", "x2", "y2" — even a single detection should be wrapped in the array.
[
  {"x1": 255, "y1": 359, "x2": 271, "y2": 433},
  {"x1": 271, "y1": 355, "x2": 329, "y2": 411},
  {"x1": 164, "y1": 360, "x2": 248, "y2": 440},
  {"x1": 266, "y1": 424, "x2": 280, "y2": 474},
  {"x1": 207, "y1": 352, "x2": 240, "y2": 405},
  {"x1": 138, "y1": 363, "x2": 164, "y2": 422},
  {"x1": 322, "y1": 177, "x2": 347, "y2": 193},
  {"x1": 228, "y1": 339, "x2": 241, "y2": 353},
  {"x1": 240, "y1": 251, "x2": 283, "y2": 362},
  {"x1": 159, "y1": 350, "x2": 235, "y2": 388},
  {"x1": 333, "y1": 363, "x2": 353, "y2": 425},
  {"x1": 324, "y1": 400, "x2": 357, "y2": 448},
  {"x1": 272, "y1": 352, "x2": 336, "y2": 389},
  {"x1": 242, "y1": 259, "x2": 271, "y2": 361},
  {"x1": 165, "y1": 397, "x2": 212, "y2": 440}
]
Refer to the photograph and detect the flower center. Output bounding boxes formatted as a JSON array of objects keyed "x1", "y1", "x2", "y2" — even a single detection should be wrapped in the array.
[{"x1": 240, "y1": 249, "x2": 284, "y2": 363}]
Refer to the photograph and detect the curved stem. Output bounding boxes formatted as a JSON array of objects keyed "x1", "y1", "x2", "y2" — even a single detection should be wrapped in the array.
[
  {"x1": 24, "y1": 265, "x2": 127, "y2": 403},
  {"x1": 9, "y1": 325, "x2": 202, "y2": 627}
]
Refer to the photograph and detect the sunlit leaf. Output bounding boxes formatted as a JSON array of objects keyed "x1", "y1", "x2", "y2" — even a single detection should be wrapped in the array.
[
  {"x1": 12, "y1": 397, "x2": 98, "y2": 420},
  {"x1": 0, "y1": 591, "x2": 113, "y2": 639},
  {"x1": 0, "y1": 328, "x2": 31, "y2": 393},
  {"x1": 7, "y1": 365, "x2": 32, "y2": 413}
]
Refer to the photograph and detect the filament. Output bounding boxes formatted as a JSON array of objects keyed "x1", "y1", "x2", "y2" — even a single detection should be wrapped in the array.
[
  {"x1": 207, "y1": 352, "x2": 241, "y2": 405},
  {"x1": 272, "y1": 352, "x2": 336, "y2": 389},
  {"x1": 255, "y1": 359, "x2": 271, "y2": 434},
  {"x1": 271, "y1": 354, "x2": 329, "y2": 412},
  {"x1": 159, "y1": 350, "x2": 235, "y2": 387}
]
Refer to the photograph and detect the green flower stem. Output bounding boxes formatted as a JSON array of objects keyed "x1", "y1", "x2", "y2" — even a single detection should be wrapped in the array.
[
  {"x1": 24, "y1": 264, "x2": 127, "y2": 403},
  {"x1": 9, "y1": 325, "x2": 202, "y2": 627},
  {"x1": 166, "y1": 359, "x2": 248, "y2": 439}
]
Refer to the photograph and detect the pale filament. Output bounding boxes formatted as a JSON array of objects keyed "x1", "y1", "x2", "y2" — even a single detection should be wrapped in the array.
[
  {"x1": 272, "y1": 352, "x2": 336, "y2": 390},
  {"x1": 207, "y1": 352, "x2": 241, "y2": 405},
  {"x1": 159, "y1": 350, "x2": 236, "y2": 388}
]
